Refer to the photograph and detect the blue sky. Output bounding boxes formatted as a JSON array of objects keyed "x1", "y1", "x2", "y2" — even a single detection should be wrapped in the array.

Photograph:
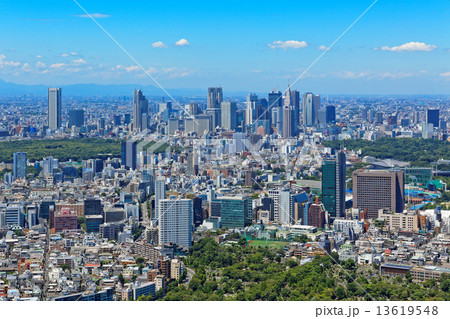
[{"x1": 0, "y1": 0, "x2": 448, "y2": 94}]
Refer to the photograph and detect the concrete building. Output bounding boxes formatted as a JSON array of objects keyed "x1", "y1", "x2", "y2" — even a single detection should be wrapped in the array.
[
  {"x1": 158, "y1": 197, "x2": 192, "y2": 248},
  {"x1": 352, "y1": 169, "x2": 405, "y2": 219}
]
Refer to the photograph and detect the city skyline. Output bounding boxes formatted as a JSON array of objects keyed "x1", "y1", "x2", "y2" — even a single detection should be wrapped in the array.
[{"x1": 0, "y1": 0, "x2": 448, "y2": 94}]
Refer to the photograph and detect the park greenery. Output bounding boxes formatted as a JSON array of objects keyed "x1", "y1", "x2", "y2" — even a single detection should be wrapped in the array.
[
  {"x1": 323, "y1": 138, "x2": 450, "y2": 167},
  {"x1": 156, "y1": 237, "x2": 450, "y2": 301},
  {"x1": 0, "y1": 138, "x2": 121, "y2": 163}
]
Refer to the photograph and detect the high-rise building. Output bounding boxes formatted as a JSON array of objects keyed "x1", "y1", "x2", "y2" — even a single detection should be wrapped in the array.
[
  {"x1": 245, "y1": 93, "x2": 259, "y2": 127},
  {"x1": 121, "y1": 140, "x2": 137, "y2": 170},
  {"x1": 221, "y1": 101, "x2": 237, "y2": 130},
  {"x1": 158, "y1": 197, "x2": 192, "y2": 248},
  {"x1": 322, "y1": 151, "x2": 346, "y2": 220},
  {"x1": 290, "y1": 89, "x2": 300, "y2": 129},
  {"x1": 207, "y1": 87, "x2": 223, "y2": 109},
  {"x1": 282, "y1": 106, "x2": 295, "y2": 138},
  {"x1": 352, "y1": 169, "x2": 405, "y2": 219},
  {"x1": 193, "y1": 197, "x2": 203, "y2": 227},
  {"x1": 68, "y1": 109, "x2": 84, "y2": 128},
  {"x1": 426, "y1": 109, "x2": 440, "y2": 128},
  {"x1": 48, "y1": 88, "x2": 62, "y2": 130},
  {"x1": 302, "y1": 92, "x2": 319, "y2": 126},
  {"x1": 422, "y1": 123, "x2": 434, "y2": 139},
  {"x1": 268, "y1": 91, "x2": 282, "y2": 109},
  {"x1": 307, "y1": 200, "x2": 326, "y2": 229},
  {"x1": 220, "y1": 196, "x2": 252, "y2": 228},
  {"x1": 206, "y1": 87, "x2": 223, "y2": 129},
  {"x1": 326, "y1": 105, "x2": 336, "y2": 123},
  {"x1": 133, "y1": 89, "x2": 148, "y2": 132},
  {"x1": 376, "y1": 112, "x2": 383, "y2": 124},
  {"x1": 187, "y1": 103, "x2": 201, "y2": 116},
  {"x1": 154, "y1": 177, "x2": 166, "y2": 220},
  {"x1": 13, "y1": 152, "x2": 27, "y2": 180}
]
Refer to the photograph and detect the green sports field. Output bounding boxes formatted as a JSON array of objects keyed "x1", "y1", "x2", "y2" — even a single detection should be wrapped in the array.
[{"x1": 248, "y1": 240, "x2": 290, "y2": 248}]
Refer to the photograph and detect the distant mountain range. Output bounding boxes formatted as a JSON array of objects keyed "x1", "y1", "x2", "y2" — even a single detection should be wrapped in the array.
[{"x1": 0, "y1": 79, "x2": 252, "y2": 97}]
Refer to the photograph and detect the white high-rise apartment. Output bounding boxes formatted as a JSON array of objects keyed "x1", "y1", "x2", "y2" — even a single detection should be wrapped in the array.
[
  {"x1": 158, "y1": 197, "x2": 192, "y2": 248},
  {"x1": 48, "y1": 88, "x2": 62, "y2": 130},
  {"x1": 154, "y1": 177, "x2": 166, "y2": 220}
]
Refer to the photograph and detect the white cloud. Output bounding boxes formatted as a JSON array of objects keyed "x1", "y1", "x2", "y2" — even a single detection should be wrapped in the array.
[
  {"x1": 317, "y1": 45, "x2": 329, "y2": 51},
  {"x1": 72, "y1": 58, "x2": 87, "y2": 64},
  {"x1": 49, "y1": 63, "x2": 65, "y2": 69},
  {"x1": 152, "y1": 41, "x2": 167, "y2": 48},
  {"x1": 75, "y1": 13, "x2": 111, "y2": 19},
  {"x1": 0, "y1": 54, "x2": 21, "y2": 68},
  {"x1": 36, "y1": 55, "x2": 43, "y2": 59},
  {"x1": 381, "y1": 72, "x2": 413, "y2": 79},
  {"x1": 268, "y1": 40, "x2": 308, "y2": 50},
  {"x1": 36, "y1": 61, "x2": 46, "y2": 68},
  {"x1": 175, "y1": 39, "x2": 190, "y2": 47},
  {"x1": 21, "y1": 63, "x2": 32, "y2": 72},
  {"x1": 378, "y1": 42, "x2": 437, "y2": 52},
  {"x1": 337, "y1": 71, "x2": 369, "y2": 79},
  {"x1": 61, "y1": 52, "x2": 77, "y2": 57},
  {"x1": 440, "y1": 72, "x2": 450, "y2": 77}
]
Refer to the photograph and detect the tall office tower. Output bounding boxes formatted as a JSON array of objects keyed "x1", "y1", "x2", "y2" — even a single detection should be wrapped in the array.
[
  {"x1": 245, "y1": 93, "x2": 259, "y2": 126},
  {"x1": 221, "y1": 101, "x2": 237, "y2": 130},
  {"x1": 362, "y1": 108, "x2": 368, "y2": 121},
  {"x1": 279, "y1": 189, "x2": 293, "y2": 224},
  {"x1": 154, "y1": 177, "x2": 166, "y2": 220},
  {"x1": 414, "y1": 111, "x2": 420, "y2": 124},
  {"x1": 206, "y1": 87, "x2": 223, "y2": 129},
  {"x1": 193, "y1": 197, "x2": 203, "y2": 227},
  {"x1": 268, "y1": 90, "x2": 282, "y2": 109},
  {"x1": 326, "y1": 105, "x2": 336, "y2": 123},
  {"x1": 207, "y1": 87, "x2": 223, "y2": 109},
  {"x1": 68, "y1": 109, "x2": 84, "y2": 128},
  {"x1": 322, "y1": 151, "x2": 346, "y2": 220},
  {"x1": 302, "y1": 92, "x2": 319, "y2": 126},
  {"x1": 352, "y1": 169, "x2": 405, "y2": 219},
  {"x1": 422, "y1": 123, "x2": 434, "y2": 139},
  {"x1": 368, "y1": 109, "x2": 375, "y2": 122},
  {"x1": 276, "y1": 107, "x2": 283, "y2": 135},
  {"x1": 220, "y1": 195, "x2": 253, "y2": 228},
  {"x1": 426, "y1": 109, "x2": 440, "y2": 128},
  {"x1": 13, "y1": 152, "x2": 27, "y2": 180},
  {"x1": 114, "y1": 115, "x2": 122, "y2": 126},
  {"x1": 133, "y1": 89, "x2": 148, "y2": 132},
  {"x1": 282, "y1": 105, "x2": 295, "y2": 138},
  {"x1": 48, "y1": 88, "x2": 62, "y2": 130},
  {"x1": 375, "y1": 112, "x2": 383, "y2": 124},
  {"x1": 187, "y1": 103, "x2": 201, "y2": 116},
  {"x1": 289, "y1": 88, "x2": 300, "y2": 130},
  {"x1": 121, "y1": 140, "x2": 137, "y2": 170},
  {"x1": 318, "y1": 109, "x2": 327, "y2": 125},
  {"x1": 158, "y1": 197, "x2": 192, "y2": 248},
  {"x1": 268, "y1": 189, "x2": 281, "y2": 222}
]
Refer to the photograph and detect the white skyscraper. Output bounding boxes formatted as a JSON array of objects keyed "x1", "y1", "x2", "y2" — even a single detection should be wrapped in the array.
[
  {"x1": 154, "y1": 177, "x2": 166, "y2": 220},
  {"x1": 48, "y1": 88, "x2": 62, "y2": 130},
  {"x1": 302, "y1": 92, "x2": 320, "y2": 126},
  {"x1": 158, "y1": 197, "x2": 193, "y2": 248}
]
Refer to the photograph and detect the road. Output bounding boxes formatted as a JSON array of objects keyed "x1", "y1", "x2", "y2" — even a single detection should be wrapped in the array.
[{"x1": 183, "y1": 266, "x2": 195, "y2": 286}]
